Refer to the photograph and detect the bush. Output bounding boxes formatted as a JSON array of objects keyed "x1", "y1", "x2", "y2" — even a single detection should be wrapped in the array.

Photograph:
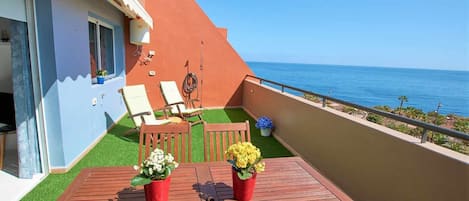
[
  {"x1": 366, "y1": 113, "x2": 383, "y2": 124},
  {"x1": 432, "y1": 133, "x2": 448, "y2": 145},
  {"x1": 304, "y1": 94, "x2": 321, "y2": 103},
  {"x1": 454, "y1": 119, "x2": 469, "y2": 133}
]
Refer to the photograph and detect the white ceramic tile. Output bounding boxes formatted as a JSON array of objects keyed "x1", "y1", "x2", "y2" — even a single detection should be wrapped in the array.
[{"x1": 0, "y1": 171, "x2": 44, "y2": 201}]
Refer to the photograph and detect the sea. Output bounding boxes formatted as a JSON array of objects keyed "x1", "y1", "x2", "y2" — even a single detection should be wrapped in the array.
[{"x1": 247, "y1": 62, "x2": 469, "y2": 117}]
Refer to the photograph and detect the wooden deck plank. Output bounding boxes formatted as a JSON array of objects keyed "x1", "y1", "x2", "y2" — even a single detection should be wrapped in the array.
[{"x1": 58, "y1": 157, "x2": 352, "y2": 201}]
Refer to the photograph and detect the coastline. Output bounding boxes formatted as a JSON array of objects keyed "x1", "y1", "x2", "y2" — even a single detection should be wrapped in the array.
[
  {"x1": 306, "y1": 95, "x2": 469, "y2": 154},
  {"x1": 248, "y1": 61, "x2": 469, "y2": 117}
]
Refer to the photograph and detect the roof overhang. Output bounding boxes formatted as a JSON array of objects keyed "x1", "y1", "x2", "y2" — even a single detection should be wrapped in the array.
[{"x1": 107, "y1": 0, "x2": 153, "y2": 29}]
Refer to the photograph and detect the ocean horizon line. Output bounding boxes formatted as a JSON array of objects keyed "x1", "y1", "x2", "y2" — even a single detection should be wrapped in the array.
[{"x1": 246, "y1": 61, "x2": 469, "y2": 72}]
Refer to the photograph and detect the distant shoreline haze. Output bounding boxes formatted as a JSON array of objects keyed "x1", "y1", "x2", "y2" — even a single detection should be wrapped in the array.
[
  {"x1": 247, "y1": 61, "x2": 469, "y2": 72},
  {"x1": 247, "y1": 61, "x2": 469, "y2": 117}
]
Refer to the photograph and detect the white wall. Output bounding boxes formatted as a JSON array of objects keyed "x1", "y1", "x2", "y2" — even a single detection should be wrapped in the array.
[
  {"x1": 0, "y1": 43, "x2": 12, "y2": 93},
  {"x1": 0, "y1": 0, "x2": 26, "y2": 22}
]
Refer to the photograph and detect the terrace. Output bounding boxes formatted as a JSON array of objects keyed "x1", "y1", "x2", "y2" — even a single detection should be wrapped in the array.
[{"x1": 23, "y1": 76, "x2": 468, "y2": 201}]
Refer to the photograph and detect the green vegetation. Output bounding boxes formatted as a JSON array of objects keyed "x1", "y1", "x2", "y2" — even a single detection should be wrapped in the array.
[
  {"x1": 303, "y1": 93, "x2": 469, "y2": 155},
  {"x1": 401, "y1": 106, "x2": 426, "y2": 120},
  {"x1": 431, "y1": 133, "x2": 448, "y2": 145},
  {"x1": 366, "y1": 113, "x2": 383, "y2": 124},
  {"x1": 454, "y1": 118, "x2": 469, "y2": 133},
  {"x1": 374, "y1": 105, "x2": 392, "y2": 112},
  {"x1": 304, "y1": 93, "x2": 321, "y2": 103},
  {"x1": 22, "y1": 108, "x2": 292, "y2": 201},
  {"x1": 342, "y1": 106, "x2": 357, "y2": 114},
  {"x1": 369, "y1": 105, "x2": 469, "y2": 155}
]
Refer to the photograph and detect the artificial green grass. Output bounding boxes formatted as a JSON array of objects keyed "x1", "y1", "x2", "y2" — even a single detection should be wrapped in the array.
[{"x1": 21, "y1": 108, "x2": 292, "y2": 201}]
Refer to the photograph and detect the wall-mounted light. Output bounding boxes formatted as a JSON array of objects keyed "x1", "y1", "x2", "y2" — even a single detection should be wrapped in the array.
[
  {"x1": 141, "y1": 50, "x2": 155, "y2": 65},
  {"x1": 147, "y1": 50, "x2": 155, "y2": 58}
]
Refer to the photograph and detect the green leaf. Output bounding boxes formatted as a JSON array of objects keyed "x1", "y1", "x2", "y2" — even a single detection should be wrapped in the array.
[
  {"x1": 237, "y1": 171, "x2": 253, "y2": 180},
  {"x1": 164, "y1": 167, "x2": 172, "y2": 178},
  {"x1": 130, "y1": 175, "x2": 152, "y2": 186},
  {"x1": 143, "y1": 168, "x2": 149, "y2": 176}
]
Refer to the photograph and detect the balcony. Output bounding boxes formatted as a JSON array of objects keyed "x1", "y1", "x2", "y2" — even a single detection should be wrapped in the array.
[
  {"x1": 23, "y1": 77, "x2": 468, "y2": 201},
  {"x1": 242, "y1": 76, "x2": 468, "y2": 201}
]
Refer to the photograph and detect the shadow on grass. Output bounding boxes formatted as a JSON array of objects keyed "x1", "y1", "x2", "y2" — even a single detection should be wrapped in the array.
[
  {"x1": 107, "y1": 122, "x2": 140, "y2": 143},
  {"x1": 107, "y1": 111, "x2": 169, "y2": 144}
]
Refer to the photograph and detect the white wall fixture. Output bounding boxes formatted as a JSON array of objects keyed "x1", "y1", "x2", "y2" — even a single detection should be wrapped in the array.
[{"x1": 130, "y1": 19, "x2": 150, "y2": 45}]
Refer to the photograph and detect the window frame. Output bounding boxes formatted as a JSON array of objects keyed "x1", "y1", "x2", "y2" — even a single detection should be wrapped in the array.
[{"x1": 88, "y1": 16, "x2": 116, "y2": 83}]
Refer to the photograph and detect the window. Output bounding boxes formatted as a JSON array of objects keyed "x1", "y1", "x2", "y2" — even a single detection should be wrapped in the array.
[{"x1": 88, "y1": 17, "x2": 115, "y2": 82}]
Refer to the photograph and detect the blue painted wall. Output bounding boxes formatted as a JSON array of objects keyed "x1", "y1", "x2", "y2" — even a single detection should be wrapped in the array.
[{"x1": 36, "y1": 0, "x2": 126, "y2": 168}]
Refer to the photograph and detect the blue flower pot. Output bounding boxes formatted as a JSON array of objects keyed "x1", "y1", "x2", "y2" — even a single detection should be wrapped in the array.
[{"x1": 97, "y1": 76, "x2": 105, "y2": 84}]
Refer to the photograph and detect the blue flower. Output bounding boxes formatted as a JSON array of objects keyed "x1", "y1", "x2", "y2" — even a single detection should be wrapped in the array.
[{"x1": 255, "y1": 116, "x2": 274, "y2": 129}]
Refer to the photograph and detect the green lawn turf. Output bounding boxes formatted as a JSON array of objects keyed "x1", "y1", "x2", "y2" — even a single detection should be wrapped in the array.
[{"x1": 21, "y1": 108, "x2": 292, "y2": 201}]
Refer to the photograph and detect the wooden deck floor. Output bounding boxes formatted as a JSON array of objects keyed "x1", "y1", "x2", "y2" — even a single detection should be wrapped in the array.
[{"x1": 58, "y1": 157, "x2": 352, "y2": 201}]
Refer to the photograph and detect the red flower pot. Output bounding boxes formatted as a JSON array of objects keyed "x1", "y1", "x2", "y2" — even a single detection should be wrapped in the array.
[
  {"x1": 232, "y1": 169, "x2": 257, "y2": 201},
  {"x1": 144, "y1": 177, "x2": 171, "y2": 201}
]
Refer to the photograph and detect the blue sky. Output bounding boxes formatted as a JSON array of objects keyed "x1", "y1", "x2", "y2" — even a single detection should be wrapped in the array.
[{"x1": 196, "y1": 0, "x2": 468, "y2": 71}]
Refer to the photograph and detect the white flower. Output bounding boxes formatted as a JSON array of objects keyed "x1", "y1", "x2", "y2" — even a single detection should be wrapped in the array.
[
  {"x1": 134, "y1": 148, "x2": 179, "y2": 180},
  {"x1": 165, "y1": 154, "x2": 174, "y2": 162},
  {"x1": 154, "y1": 164, "x2": 163, "y2": 172}
]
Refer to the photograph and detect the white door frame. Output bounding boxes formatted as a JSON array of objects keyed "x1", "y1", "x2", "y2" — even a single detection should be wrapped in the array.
[{"x1": 25, "y1": 0, "x2": 50, "y2": 176}]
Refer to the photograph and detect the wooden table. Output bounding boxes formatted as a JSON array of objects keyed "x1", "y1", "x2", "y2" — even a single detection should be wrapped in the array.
[{"x1": 58, "y1": 157, "x2": 352, "y2": 201}]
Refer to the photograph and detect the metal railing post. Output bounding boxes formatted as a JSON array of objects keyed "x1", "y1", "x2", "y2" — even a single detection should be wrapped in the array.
[
  {"x1": 281, "y1": 86, "x2": 285, "y2": 93},
  {"x1": 421, "y1": 129, "x2": 428, "y2": 143}
]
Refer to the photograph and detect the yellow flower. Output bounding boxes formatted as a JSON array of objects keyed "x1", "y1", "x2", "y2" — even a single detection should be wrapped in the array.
[
  {"x1": 254, "y1": 162, "x2": 265, "y2": 173},
  {"x1": 226, "y1": 142, "x2": 265, "y2": 174},
  {"x1": 236, "y1": 158, "x2": 248, "y2": 168},
  {"x1": 247, "y1": 154, "x2": 257, "y2": 164}
]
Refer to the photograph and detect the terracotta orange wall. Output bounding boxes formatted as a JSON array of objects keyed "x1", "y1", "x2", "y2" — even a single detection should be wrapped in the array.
[
  {"x1": 125, "y1": 0, "x2": 253, "y2": 109},
  {"x1": 217, "y1": 27, "x2": 228, "y2": 39}
]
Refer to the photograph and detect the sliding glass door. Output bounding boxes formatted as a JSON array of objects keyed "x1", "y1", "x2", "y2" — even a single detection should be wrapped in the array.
[{"x1": 0, "y1": 0, "x2": 44, "y2": 179}]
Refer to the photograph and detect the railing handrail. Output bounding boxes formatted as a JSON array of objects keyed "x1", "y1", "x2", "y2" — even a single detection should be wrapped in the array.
[{"x1": 245, "y1": 74, "x2": 469, "y2": 141}]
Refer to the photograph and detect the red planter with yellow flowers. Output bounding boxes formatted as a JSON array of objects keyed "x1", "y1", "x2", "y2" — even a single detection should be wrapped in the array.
[{"x1": 232, "y1": 169, "x2": 257, "y2": 201}]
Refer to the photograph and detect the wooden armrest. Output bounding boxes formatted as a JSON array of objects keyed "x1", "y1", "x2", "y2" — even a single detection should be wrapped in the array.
[
  {"x1": 166, "y1": 101, "x2": 185, "y2": 107},
  {"x1": 188, "y1": 98, "x2": 200, "y2": 102},
  {"x1": 164, "y1": 102, "x2": 184, "y2": 116},
  {"x1": 154, "y1": 106, "x2": 173, "y2": 119},
  {"x1": 187, "y1": 98, "x2": 201, "y2": 108},
  {"x1": 128, "y1": 111, "x2": 152, "y2": 119},
  {"x1": 156, "y1": 105, "x2": 171, "y2": 111}
]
